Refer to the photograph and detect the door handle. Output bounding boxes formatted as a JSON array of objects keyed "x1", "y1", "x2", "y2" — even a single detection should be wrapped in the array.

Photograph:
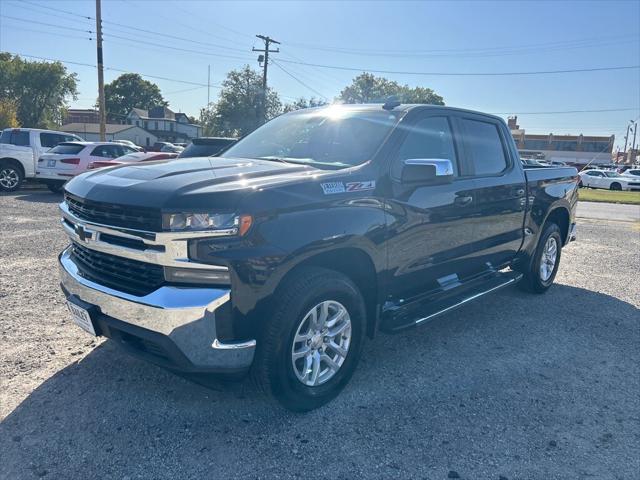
[{"x1": 455, "y1": 195, "x2": 473, "y2": 206}]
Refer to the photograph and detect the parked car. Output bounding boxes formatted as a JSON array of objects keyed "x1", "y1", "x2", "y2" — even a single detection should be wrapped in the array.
[
  {"x1": 578, "y1": 169, "x2": 640, "y2": 191},
  {"x1": 178, "y1": 137, "x2": 238, "y2": 158},
  {"x1": 521, "y1": 158, "x2": 548, "y2": 167},
  {"x1": 621, "y1": 168, "x2": 640, "y2": 178},
  {"x1": 0, "y1": 128, "x2": 82, "y2": 192},
  {"x1": 161, "y1": 144, "x2": 184, "y2": 153},
  {"x1": 111, "y1": 139, "x2": 143, "y2": 152},
  {"x1": 88, "y1": 151, "x2": 178, "y2": 170},
  {"x1": 36, "y1": 142, "x2": 138, "y2": 192},
  {"x1": 58, "y1": 104, "x2": 578, "y2": 411},
  {"x1": 149, "y1": 141, "x2": 175, "y2": 152}
]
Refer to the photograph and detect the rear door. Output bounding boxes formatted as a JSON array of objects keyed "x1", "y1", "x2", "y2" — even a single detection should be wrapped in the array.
[{"x1": 454, "y1": 114, "x2": 527, "y2": 272}]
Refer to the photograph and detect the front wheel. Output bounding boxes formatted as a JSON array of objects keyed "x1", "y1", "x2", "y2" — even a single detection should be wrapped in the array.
[
  {"x1": 252, "y1": 267, "x2": 366, "y2": 412},
  {"x1": 518, "y1": 222, "x2": 562, "y2": 294}
]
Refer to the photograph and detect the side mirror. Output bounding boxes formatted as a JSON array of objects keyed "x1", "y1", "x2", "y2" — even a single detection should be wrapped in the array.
[{"x1": 401, "y1": 158, "x2": 454, "y2": 184}]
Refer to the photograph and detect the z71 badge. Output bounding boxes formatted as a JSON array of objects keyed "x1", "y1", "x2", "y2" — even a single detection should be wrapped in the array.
[{"x1": 321, "y1": 180, "x2": 376, "y2": 195}]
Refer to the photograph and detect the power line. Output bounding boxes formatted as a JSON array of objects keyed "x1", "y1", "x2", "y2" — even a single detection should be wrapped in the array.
[
  {"x1": 271, "y1": 60, "x2": 329, "y2": 100},
  {"x1": 284, "y1": 33, "x2": 639, "y2": 56},
  {"x1": 491, "y1": 108, "x2": 639, "y2": 115},
  {"x1": 9, "y1": 0, "x2": 94, "y2": 26},
  {"x1": 19, "y1": 0, "x2": 93, "y2": 20},
  {"x1": 101, "y1": 20, "x2": 249, "y2": 53},
  {"x1": 102, "y1": 32, "x2": 254, "y2": 62},
  {"x1": 277, "y1": 58, "x2": 640, "y2": 76},
  {"x1": 0, "y1": 14, "x2": 94, "y2": 34},
  {"x1": 0, "y1": 24, "x2": 93, "y2": 41}
]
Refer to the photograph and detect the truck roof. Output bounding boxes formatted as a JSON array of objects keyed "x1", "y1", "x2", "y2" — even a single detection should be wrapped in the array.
[{"x1": 295, "y1": 103, "x2": 505, "y2": 123}]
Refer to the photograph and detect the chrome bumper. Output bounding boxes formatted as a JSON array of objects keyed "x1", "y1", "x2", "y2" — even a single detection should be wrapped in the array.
[{"x1": 59, "y1": 247, "x2": 256, "y2": 372}]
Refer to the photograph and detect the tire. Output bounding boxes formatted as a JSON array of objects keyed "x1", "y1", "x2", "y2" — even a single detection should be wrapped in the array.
[
  {"x1": 0, "y1": 161, "x2": 24, "y2": 192},
  {"x1": 609, "y1": 182, "x2": 622, "y2": 191},
  {"x1": 519, "y1": 222, "x2": 562, "y2": 294},
  {"x1": 251, "y1": 267, "x2": 366, "y2": 412},
  {"x1": 45, "y1": 181, "x2": 65, "y2": 194},
  {"x1": 578, "y1": 180, "x2": 583, "y2": 188}
]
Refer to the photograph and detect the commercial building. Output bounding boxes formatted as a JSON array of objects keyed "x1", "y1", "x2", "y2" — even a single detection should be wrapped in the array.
[
  {"x1": 126, "y1": 106, "x2": 202, "y2": 143},
  {"x1": 508, "y1": 116, "x2": 614, "y2": 166},
  {"x1": 59, "y1": 123, "x2": 157, "y2": 146}
]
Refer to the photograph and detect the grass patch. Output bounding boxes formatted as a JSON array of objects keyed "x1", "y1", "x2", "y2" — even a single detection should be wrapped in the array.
[{"x1": 579, "y1": 188, "x2": 640, "y2": 205}]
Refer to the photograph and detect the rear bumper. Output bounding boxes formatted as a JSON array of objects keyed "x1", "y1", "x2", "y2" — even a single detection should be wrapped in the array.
[
  {"x1": 35, "y1": 171, "x2": 75, "y2": 181},
  {"x1": 59, "y1": 247, "x2": 256, "y2": 374}
]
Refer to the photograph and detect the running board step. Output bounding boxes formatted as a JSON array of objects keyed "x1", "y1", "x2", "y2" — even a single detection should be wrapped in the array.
[{"x1": 381, "y1": 271, "x2": 523, "y2": 333}]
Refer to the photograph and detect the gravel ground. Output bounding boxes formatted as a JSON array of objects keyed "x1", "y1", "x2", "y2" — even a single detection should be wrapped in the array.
[{"x1": 1, "y1": 190, "x2": 639, "y2": 480}]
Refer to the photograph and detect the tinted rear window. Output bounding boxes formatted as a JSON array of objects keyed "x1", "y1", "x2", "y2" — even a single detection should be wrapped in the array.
[
  {"x1": 460, "y1": 119, "x2": 508, "y2": 176},
  {"x1": 49, "y1": 144, "x2": 85, "y2": 154}
]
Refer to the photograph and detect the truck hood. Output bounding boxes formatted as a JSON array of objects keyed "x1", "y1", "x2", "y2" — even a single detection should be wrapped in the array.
[{"x1": 63, "y1": 156, "x2": 321, "y2": 211}]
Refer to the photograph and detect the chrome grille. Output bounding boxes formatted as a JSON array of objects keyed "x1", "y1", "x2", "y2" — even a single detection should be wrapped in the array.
[
  {"x1": 70, "y1": 242, "x2": 164, "y2": 296},
  {"x1": 65, "y1": 194, "x2": 162, "y2": 231}
]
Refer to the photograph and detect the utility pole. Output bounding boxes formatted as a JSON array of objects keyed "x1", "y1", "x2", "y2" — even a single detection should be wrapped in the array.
[
  {"x1": 207, "y1": 65, "x2": 211, "y2": 106},
  {"x1": 252, "y1": 35, "x2": 280, "y2": 122},
  {"x1": 95, "y1": 0, "x2": 106, "y2": 141},
  {"x1": 622, "y1": 122, "x2": 631, "y2": 162},
  {"x1": 632, "y1": 122, "x2": 638, "y2": 163}
]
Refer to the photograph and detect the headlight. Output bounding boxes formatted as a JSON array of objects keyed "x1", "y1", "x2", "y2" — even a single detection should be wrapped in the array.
[{"x1": 164, "y1": 213, "x2": 252, "y2": 235}]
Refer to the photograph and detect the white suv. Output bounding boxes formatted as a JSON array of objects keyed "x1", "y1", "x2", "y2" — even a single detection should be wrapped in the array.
[
  {"x1": 0, "y1": 128, "x2": 82, "y2": 192},
  {"x1": 36, "y1": 142, "x2": 138, "y2": 192}
]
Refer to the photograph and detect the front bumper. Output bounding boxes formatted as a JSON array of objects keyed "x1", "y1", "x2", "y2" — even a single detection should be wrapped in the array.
[{"x1": 59, "y1": 247, "x2": 256, "y2": 374}]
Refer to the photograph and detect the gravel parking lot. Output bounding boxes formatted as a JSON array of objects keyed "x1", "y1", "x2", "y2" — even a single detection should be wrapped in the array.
[{"x1": 1, "y1": 190, "x2": 639, "y2": 480}]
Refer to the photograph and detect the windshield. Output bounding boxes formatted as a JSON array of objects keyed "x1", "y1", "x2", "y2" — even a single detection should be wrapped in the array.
[
  {"x1": 223, "y1": 108, "x2": 400, "y2": 168},
  {"x1": 49, "y1": 144, "x2": 85, "y2": 154}
]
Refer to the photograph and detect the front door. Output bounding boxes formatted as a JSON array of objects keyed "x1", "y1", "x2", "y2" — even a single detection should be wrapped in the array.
[{"x1": 385, "y1": 112, "x2": 481, "y2": 302}]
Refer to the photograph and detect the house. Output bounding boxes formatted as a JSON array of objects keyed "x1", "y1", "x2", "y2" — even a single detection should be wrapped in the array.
[
  {"x1": 59, "y1": 123, "x2": 158, "y2": 147},
  {"x1": 126, "y1": 106, "x2": 202, "y2": 143},
  {"x1": 64, "y1": 109, "x2": 100, "y2": 124}
]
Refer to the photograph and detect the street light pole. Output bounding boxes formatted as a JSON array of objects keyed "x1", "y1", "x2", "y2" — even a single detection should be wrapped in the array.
[{"x1": 95, "y1": 0, "x2": 106, "y2": 141}]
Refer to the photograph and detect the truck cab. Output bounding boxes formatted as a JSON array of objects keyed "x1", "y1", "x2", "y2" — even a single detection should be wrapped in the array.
[{"x1": 0, "y1": 128, "x2": 82, "y2": 192}]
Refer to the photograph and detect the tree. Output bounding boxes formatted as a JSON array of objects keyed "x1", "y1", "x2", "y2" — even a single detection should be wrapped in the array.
[
  {"x1": 0, "y1": 100, "x2": 19, "y2": 129},
  {"x1": 283, "y1": 97, "x2": 328, "y2": 113},
  {"x1": 200, "y1": 66, "x2": 282, "y2": 137},
  {"x1": 104, "y1": 73, "x2": 166, "y2": 122},
  {"x1": 0, "y1": 53, "x2": 78, "y2": 128},
  {"x1": 338, "y1": 73, "x2": 444, "y2": 105}
]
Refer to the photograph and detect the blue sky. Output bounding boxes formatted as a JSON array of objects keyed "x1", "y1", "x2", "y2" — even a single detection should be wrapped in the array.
[{"x1": 1, "y1": 0, "x2": 639, "y2": 149}]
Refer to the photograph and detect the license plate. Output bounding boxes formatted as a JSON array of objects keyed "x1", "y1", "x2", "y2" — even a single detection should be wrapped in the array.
[
  {"x1": 47, "y1": 159, "x2": 56, "y2": 167},
  {"x1": 67, "y1": 301, "x2": 96, "y2": 336}
]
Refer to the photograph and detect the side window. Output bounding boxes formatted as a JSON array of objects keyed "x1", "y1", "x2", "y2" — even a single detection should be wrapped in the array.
[
  {"x1": 10, "y1": 131, "x2": 30, "y2": 147},
  {"x1": 91, "y1": 145, "x2": 115, "y2": 158},
  {"x1": 460, "y1": 119, "x2": 508, "y2": 176},
  {"x1": 40, "y1": 133, "x2": 58, "y2": 148},
  {"x1": 393, "y1": 116, "x2": 458, "y2": 177}
]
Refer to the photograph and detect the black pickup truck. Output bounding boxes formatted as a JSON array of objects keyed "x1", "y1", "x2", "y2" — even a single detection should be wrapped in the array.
[{"x1": 59, "y1": 104, "x2": 578, "y2": 411}]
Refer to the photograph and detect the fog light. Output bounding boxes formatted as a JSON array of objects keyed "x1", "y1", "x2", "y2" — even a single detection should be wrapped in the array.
[{"x1": 164, "y1": 266, "x2": 230, "y2": 285}]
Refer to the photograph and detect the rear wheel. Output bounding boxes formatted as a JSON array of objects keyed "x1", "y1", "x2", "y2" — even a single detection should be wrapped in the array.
[
  {"x1": 519, "y1": 222, "x2": 562, "y2": 294},
  {"x1": 0, "y1": 162, "x2": 24, "y2": 192},
  {"x1": 251, "y1": 267, "x2": 366, "y2": 412},
  {"x1": 609, "y1": 182, "x2": 622, "y2": 191}
]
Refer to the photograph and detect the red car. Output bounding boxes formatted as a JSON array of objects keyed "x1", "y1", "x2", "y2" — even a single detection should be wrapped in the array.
[{"x1": 87, "y1": 152, "x2": 178, "y2": 170}]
